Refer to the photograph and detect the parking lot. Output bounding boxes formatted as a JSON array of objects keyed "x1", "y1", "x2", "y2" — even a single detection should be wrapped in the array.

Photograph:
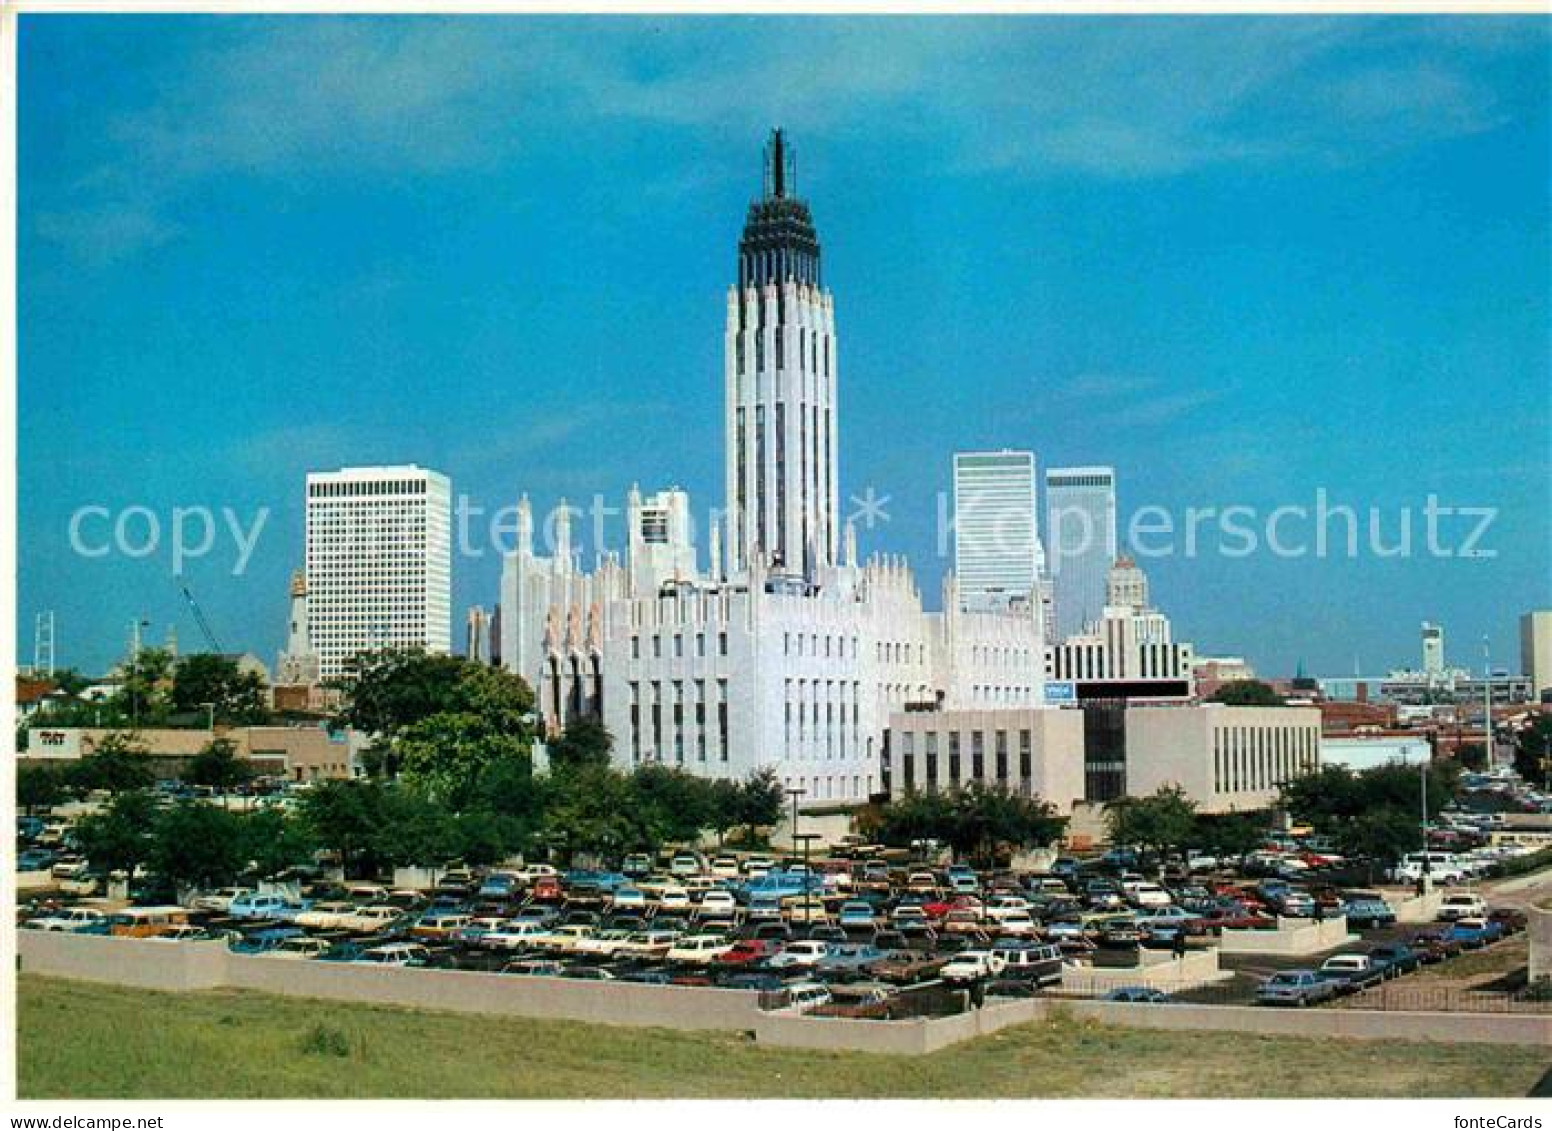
[{"x1": 18, "y1": 826, "x2": 1551, "y2": 1020}]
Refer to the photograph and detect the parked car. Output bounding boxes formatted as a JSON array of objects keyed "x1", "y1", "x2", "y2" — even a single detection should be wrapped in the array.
[
  {"x1": 939, "y1": 949, "x2": 1007, "y2": 982},
  {"x1": 767, "y1": 981, "x2": 834, "y2": 1013},
  {"x1": 838, "y1": 901, "x2": 879, "y2": 930},
  {"x1": 1410, "y1": 927, "x2": 1465, "y2": 963},
  {"x1": 1102, "y1": 986, "x2": 1174, "y2": 1003},
  {"x1": 1340, "y1": 895, "x2": 1396, "y2": 929},
  {"x1": 1256, "y1": 969, "x2": 1339, "y2": 1007},
  {"x1": 1366, "y1": 942, "x2": 1420, "y2": 977},
  {"x1": 228, "y1": 892, "x2": 307, "y2": 921},
  {"x1": 23, "y1": 906, "x2": 109, "y2": 933},
  {"x1": 193, "y1": 887, "x2": 254, "y2": 914},
  {"x1": 665, "y1": 933, "x2": 735, "y2": 965},
  {"x1": 767, "y1": 940, "x2": 831, "y2": 969},
  {"x1": 1318, "y1": 953, "x2": 1386, "y2": 993},
  {"x1": 992, "y1": 942, "x2": 1064, "y2": 985},
  {"x1": 1436, "y1": 893, "x2": 1487, "y2": 922},
  {"x1": 354, "y1": 943, "x2": 431, "y2": 967},
  {"x1": 1443, "y1": 917, "x2": 1503, "y2": 949}
]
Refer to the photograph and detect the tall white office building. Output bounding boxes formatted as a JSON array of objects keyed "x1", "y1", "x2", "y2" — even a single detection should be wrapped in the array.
[
  {"x1": 724, "y1": 129, "x2": 838, "y2": 581},
  {"x1": 305, "y1": 465, "x2": 451, "y2": 680},
  {"x1": 499, "y1": 132, "x2": 1051, "y2": 805},
  {"x1": 1045, "y1": 466, "x2": 1117, "y2": 640},
  {"x1": 954, "y1": 450, "x2": 1040, "y2": 613}
]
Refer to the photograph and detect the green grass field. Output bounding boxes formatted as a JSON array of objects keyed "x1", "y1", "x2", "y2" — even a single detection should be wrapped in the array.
[{"x1": 18, "y1": 975, "x2": 1549, "y2": 1099}]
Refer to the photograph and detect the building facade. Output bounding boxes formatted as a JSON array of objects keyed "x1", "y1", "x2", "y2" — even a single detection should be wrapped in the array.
[
  {"x1": 883, "y1": 707, "x2": 1086, "y2": 813},
  {"x1": 304, "y1": 465, "x2": 451, "y2": 680},
  {"x1": 1124, "y1": 704, "x2": 1322, "y2": 813},
  {"x1": 1522, "y1": 610, "x2": 1552, "y2": 701},
  {"x1": 497, "y1": 133, "x2": 1049, "y2": 804},
  {"x1": 1045, "y1": 466, "x2": 1117, "y2": 640},
  {"x1": 953, "y1": 450, "x2": 1041, "y2": 614}
]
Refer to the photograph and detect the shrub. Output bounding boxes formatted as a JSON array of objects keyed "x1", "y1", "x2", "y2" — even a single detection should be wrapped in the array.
[{"x1": 299, "y1": 1023, "x2": 351, "y2": 1058}]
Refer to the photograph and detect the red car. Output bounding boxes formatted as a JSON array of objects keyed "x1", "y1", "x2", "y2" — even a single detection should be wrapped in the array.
[
  {"x1": 531, "y1": 876, "x2": 564, "y2": 902},
  {"x1": 712, "y1": 939, "x2": 783, "y2": 966},
  {"x1": 1201, "y1": 904, "x2": 1276, "y2": 933}
]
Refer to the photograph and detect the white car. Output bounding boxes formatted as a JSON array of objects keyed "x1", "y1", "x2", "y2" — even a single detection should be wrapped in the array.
[
  {"x1": 572, "y1": 929, "x2": 636, "y2": 958},
  {"x1": 354, "y1": 943, "x2": 430, "y2": 967},
  {"x1": 193, "y1": 887, "x2": 254, "y2": 914},
  {"x1": 665, "y1": 934, "x2": 735, "y2": 964},
  {"x1": 23, "y1": 907, "x2": 107, "y2": 932},
  {"x1": 766, "y1": 940, "x2": 830, "y2": 969},
  {"x1": 710, "y1": 856, "x2": 742, "y2": 879},
  {"x1": 337, "y1": 905, "x2": 407, "y2": 934},
  {"x1": 940, "y1": 950, "x2": 1008, "y2": 982},
  {"x1": 996, "y1": 912, "x2": 1040, "y2": 937},
  {"x1": 985, "y1": 896, "x2": 1032, "y2": 922},
  {"x1": 1437, "y1": 894, "x2": 1487, "y2": 922},
  {"x1": 292, "y1": 901, "x2": 359, "y2": 931},
  {"x1": 657, "y1": 886, "x2": 691, "y2": 912},
  {"x1": 479, "y1": 921, "x2": 553, "y2": 951},
  {"x1": 697, "y1": 890, "x2": 739, "y2": 917},
  {"x1": 769, "y1": 981, "x2": 833, "y2": 1013},
  {"x1": 513, "y1": 863, "x2": 560, "y2": 885},
  {"x1": 267, "y1": 937, "x2": 333, "y2": 960},
  {"x1": 1127, "y1": 883, "x2": 1173, "y2": 909}
]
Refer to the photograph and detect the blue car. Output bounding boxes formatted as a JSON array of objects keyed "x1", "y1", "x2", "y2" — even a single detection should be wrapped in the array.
[
  {"x1": 17, "y1": 848, "x2": 56, "y2": 871},
  {"x1": 229, "y1": 926, "x2": 305, "y2": 954},
  {"x1": 228, "y1": 892, "x2": 311, "y2": 921},
  {"x1": 1443, "y1": 918, "x2": 1504, "y2": 949}
]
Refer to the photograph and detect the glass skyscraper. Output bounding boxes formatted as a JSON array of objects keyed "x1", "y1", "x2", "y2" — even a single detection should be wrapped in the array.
[
  {"x1": 953, "y1": 450, "x2": 1039, "y2": 613},
  {"x1": 1045, "y1": 466, "x2": 1117, "y2": 640}
]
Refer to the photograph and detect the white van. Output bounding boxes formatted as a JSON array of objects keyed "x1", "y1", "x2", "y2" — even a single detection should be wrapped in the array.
[{"x1": 772, "y1": 982, "x2": 834, "y2": 1013}]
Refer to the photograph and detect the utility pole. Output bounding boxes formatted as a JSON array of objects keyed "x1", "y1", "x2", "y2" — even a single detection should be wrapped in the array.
[
  {"x1": 785, "y1": 787, "x2": 806, "y2": 866},
  {"x1": 1482, "y1": 636, "x2": 1493, "y2": 769}
]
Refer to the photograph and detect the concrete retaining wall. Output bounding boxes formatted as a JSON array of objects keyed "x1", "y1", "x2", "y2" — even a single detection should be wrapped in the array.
[
  {"x1": 1393, "y1": 890, "x2": 1446, "y2": 925},
  {"x1": 1529, "y1": 906, "x2": 1551, "y2": 984},
  {"x1": 1059, "y1": 949, "x2": 1231, "y2": 994},
  {"x1": 1061, "y1": 999, "x2": 1551, "y2": 1047},
  {"x1": 1219, "y1": 917, "x2": 1355, "y2": 956},
  {"x1": 19, "y1": 931, "x2": 762, "y2": 1031},
  {"x1": 756, "y1": 999, "x2": 1040, "y2": 1055}
]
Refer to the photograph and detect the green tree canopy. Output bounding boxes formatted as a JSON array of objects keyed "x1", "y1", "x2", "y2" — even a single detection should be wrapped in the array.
[
  {"x1": 396, "y1": 712, "x2": 531, "y2": 809},
  {"x1": 547, "y1": 717, "x2": 614, "y2": 775},
  {"x1": 1208, "y1": 679, "x2": 1286, "y2": 706},
  {"x1": 74, "y1": 790, "x2": 158, "y2": 876},
  {"x1": 170, "y1": 654, "x2": 271, "y2": 725},
  {"x1": 876, "y1": 785, "x2": 1066, "y2": 866},
  {"x1": 17, "y1": 763, "x2": 66, "y2": 814},
  {"x1": 1512, "y1": 714, "x2": 1552, "y2": 786},
  {"x1": 1105, "y1": 785, "x2": 1198, "y2": 863},
  {"x1": 331, "y1": 649, "x2": 535, "y2": 739},
  {"x1": 240, "y1": 806, "x2": 318, "y2": 878},
  {"x1": 185, "y1": 737, "x2": 256, "y2": 795},
  {"x1": 297, "y1": 779, "x2": 388, "y2": 878},
  {"x1": 147, "y1": 802, "x2": 247, "y2": 891},
  {"x1": 70, "y1": 732, "x2": 155, "y2": 796}
]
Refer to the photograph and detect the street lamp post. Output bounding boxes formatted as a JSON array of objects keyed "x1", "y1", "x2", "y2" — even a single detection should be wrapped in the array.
[
  {"x1": 794, "y1": 832, "x2": 823, "y2": 932},
  {"x1": 785, "y1": 787, "x2": 806, "y2": 866}
]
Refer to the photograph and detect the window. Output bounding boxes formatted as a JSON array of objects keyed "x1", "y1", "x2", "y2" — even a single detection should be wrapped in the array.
[
  {"x1": 995, "y1": 730, "x2": 1008, "y2": 783},
  {"x1": 948, "y1": 732, "x2": 961, "y2": 786},
  {"x1": 971, "y1": 731, "x2": 985, "y2": 781}
]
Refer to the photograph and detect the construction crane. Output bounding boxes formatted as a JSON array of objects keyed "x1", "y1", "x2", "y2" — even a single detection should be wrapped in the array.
[{"x1": 180, "y1": 585, "x2": 224, "y2": 654}]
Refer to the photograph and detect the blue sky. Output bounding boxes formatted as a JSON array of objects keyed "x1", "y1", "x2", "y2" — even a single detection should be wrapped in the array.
[{"x1": 19, "y1": 15, "x2": 1551, "y2": 679}]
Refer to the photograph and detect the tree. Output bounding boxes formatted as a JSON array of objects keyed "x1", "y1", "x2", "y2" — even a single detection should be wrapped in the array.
[
  {"x1": 735, "y1": 767, "x2": 785, "y2": 842},
  {"x1": 1338, "y1": 809, "x2": 1422, "y2": 882},
  {"x1": 396, "y1": 712, "x2": 530, "y2": 809},
  {"x1": 1455, "y1": 742, "x2": 1488, "y2": 772},
  {"x1": 298, "y1": 779, "x2": 387, "y2": 879},
  {"x1": 372, "y1": 789, "x2": 462, "y2": 868},
  {"x1": 332, "y1": 649, "x2": 535, "y2": 740},
  {"x1": 17, "y1": 763, "x2": 66, "y2": 815},
  {"x1": 186, "y1": 738, "x2": 255, "y2": 796},
  {"x1": 170, "y1": 654, "x2": 270, "y2": 725},
  {"x1": 875, "y1": 785, "x2": 1065, "y2": 866},
  {"x1": 240, "y1": 807, "x2": 318, "y2": 879},
  {"x1": 547, "y1": 718, "x2": 614, "y2": 775},
  {"x1": 1105, "y1": 785, "x2": 1198, "y2": 866},
  {"x1": 1208, "y1": 679, "x2": 1286, "y2": 707},
  {"x1": 706, "y1": 778, "x2": 745, "y2": 845},
  {"x1": 147, "y1": 802, "x2": 247, "y2": 892},
  {"x1": 74, "y1": 790, "x2": 157, "y2": 876},
  {"x1": 113, "y1": 647, "x2": 175, "y2": 726},
  {"x1": 70, "y1": 732, "x2": 154, "y2": 796},
  {"x1": 1192, "y1": 810, "x2": 1267, "y2": 860},
  {"x1": 631, "y1": 764, "x2": 713, "y2": 844},
  {"x1": 1512, "y1": 714, "x2": 1552, "y2": 787}
]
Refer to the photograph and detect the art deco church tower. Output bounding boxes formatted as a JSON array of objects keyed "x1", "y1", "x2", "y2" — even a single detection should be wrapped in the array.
[{"x1": 724, "y1": 129, "x2": 838, "y2": 581}]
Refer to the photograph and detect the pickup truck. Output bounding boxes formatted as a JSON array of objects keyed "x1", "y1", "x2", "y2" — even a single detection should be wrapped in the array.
[
  {"x1": 1318, "y1": 953, "x2": 1387, "y2": 993},
  {"x1": 1366, "y1": 942, "x2": 1421, "y2": 977},
  {"x1": 866, "y1": 948, "x2": 948, "y2": 985}
]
